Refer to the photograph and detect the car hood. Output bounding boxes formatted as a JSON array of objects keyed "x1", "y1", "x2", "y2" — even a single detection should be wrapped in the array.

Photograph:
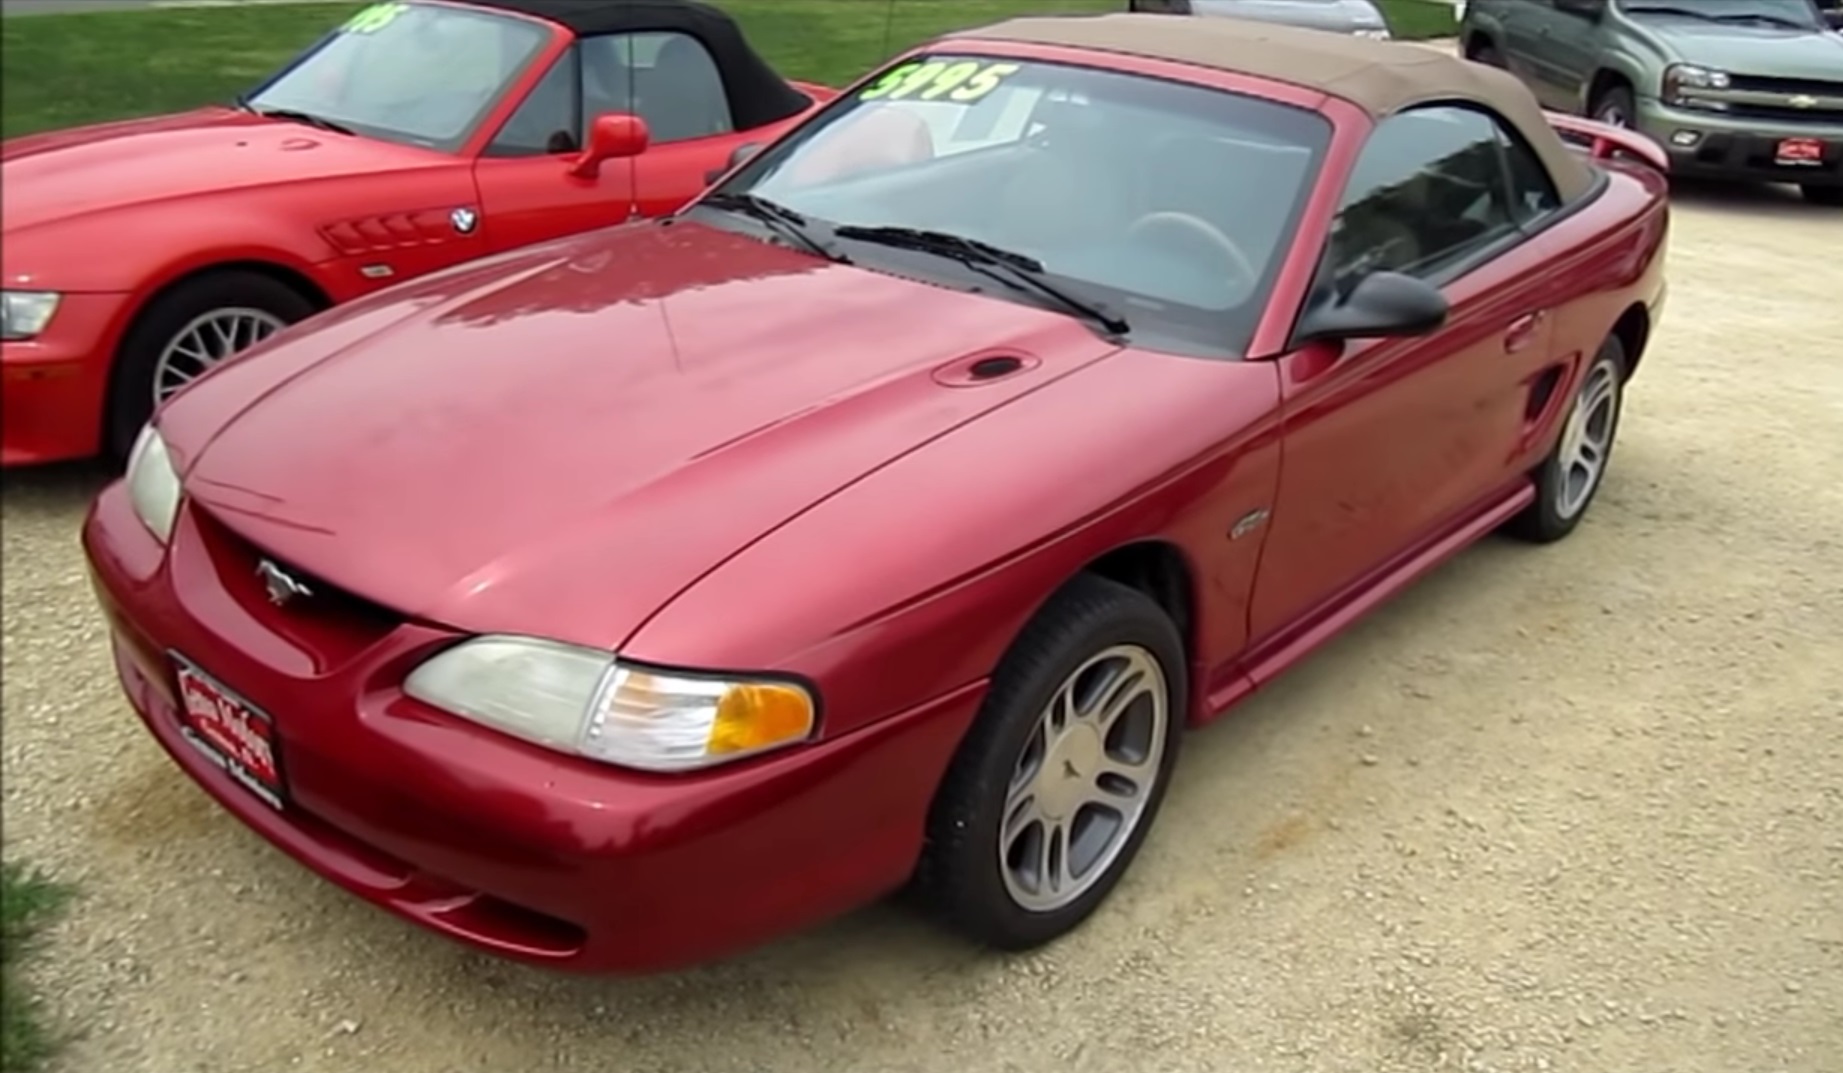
[
  {"x1": 1192, "y1": 0, "x2": 1386, "y2": 30},
  {"x1": 1633, "y1": 18, "x2": 1843, "y2": 78},
  {"x1": 1, "y1": 107, "x2": 444, "y2": 233},
  {"x1": 166, "y1": 220, "x2": 1123, "y2": 650}
]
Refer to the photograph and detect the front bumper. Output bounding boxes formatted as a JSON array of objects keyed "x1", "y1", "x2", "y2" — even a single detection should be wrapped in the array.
[
  {"x1": 1634, "y1": 98, "x2": 1843, "y2": 187},
  {"x1": 82, "y1": 481, "x2": 986, "y2": 973},
  {"x1": 2, "y1": 291, "x2": 133, "y2": 466}
]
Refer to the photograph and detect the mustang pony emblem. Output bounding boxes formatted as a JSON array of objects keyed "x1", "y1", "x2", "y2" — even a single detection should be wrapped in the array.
[{"x1": 256, "y1": 559, "x2": 312, "y2": 606}]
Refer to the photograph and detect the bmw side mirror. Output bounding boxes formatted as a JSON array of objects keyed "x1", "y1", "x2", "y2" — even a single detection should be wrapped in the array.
[
  {"x1": 569, "y1": 112, "x2": 649, "y2": 179},
  {"x1": 1294, "y1": 271, "x2": 1449, "y2": 344}
]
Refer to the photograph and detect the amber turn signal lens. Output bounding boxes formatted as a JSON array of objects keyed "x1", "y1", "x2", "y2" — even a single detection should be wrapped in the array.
[{"x1": 707, "y1": 683, "x2": 815, "y2": 755}]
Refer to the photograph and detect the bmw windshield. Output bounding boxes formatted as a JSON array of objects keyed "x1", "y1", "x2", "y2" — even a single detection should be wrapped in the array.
[
  {"x1": 701, "y1": 54, "x2": 1334, "y2": 358},
  {"x1": 243, "y1": 1, "x2": 550, "y2": 152}
]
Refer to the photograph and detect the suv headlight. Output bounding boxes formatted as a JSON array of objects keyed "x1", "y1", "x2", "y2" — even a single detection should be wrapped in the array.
[
  {"x1": 1663, "y1": 64, "x2": 1732, "y2": 110},
  {"x1": 1, "y1": 291, "x2": 62, "y2": 341},
  {"x1": 404, "y1": 635, "x2": 818, "y2": 772},
  {"x1": 125, "y1": 424, "x2": 182, "y2": 543}
]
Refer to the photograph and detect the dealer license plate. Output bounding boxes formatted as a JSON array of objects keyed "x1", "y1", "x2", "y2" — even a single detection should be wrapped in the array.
[
  {"x1": 173, "y1": 655, "x2": 285, "y2": 810},
  {"x1": 1775, "y1": 137, "x2": 1825, "y2": 167}
]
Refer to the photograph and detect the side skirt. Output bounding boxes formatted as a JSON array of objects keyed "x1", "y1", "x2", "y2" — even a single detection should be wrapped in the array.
[{"x1": 1198, "y1": 479, "x2": 1538, "y2": 723}]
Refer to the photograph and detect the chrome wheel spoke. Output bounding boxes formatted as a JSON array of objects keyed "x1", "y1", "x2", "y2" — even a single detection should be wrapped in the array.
[{"x1": 152, "y1": 307, "x2": 288, "y2": 406}]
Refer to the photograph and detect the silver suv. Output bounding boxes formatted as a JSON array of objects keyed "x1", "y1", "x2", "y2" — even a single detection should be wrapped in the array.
[{"x1": 1459, "y1": 0, "x2": 1843, "y2": 205}]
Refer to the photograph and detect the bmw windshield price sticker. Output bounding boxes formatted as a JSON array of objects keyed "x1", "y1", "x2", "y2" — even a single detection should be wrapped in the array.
[{"x1": 343, "y1": 1, "x2": 408, "y2": 34}]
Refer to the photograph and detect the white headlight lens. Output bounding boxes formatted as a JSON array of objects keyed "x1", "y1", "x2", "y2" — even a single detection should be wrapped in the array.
[
  {"x1": 125, "y1": 425, "x2": 182, "y2": 543},
  {"x1": 1, "y1": 291, "x2": 62, "y2": 341},
  {"x1": 403, "y1": 635, "x2": 817, "y2": 772}
]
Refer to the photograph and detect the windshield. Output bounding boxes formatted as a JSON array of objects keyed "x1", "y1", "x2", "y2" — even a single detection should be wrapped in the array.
[
  {"x1": 1616, "y1": 0, "x2": 1824, "y2": 29},
  {"x1": 246, "y1": 1, "x2": 550, "y2": 152},
  {"x1": 707, "y1": 54, "x2": 1333, "y2": 358}
]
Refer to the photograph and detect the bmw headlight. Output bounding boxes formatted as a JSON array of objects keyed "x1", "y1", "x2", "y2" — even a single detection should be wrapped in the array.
[
  {"x1": 403, "y1": 635, "x2": 818, "y2": 772},
  {"x1": 1663, "y1": 64, "x2": 1731, "y2": 110},
  {"x1": 1, "y1": 291, "x2": 62, "y2": 341},
  {"x1": 125, "y1": 424, "x2": 182, "y2": 543}
]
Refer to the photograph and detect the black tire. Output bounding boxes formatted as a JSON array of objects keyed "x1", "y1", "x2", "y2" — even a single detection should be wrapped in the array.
[
  {"x1": 1504, "y1": 335, "x2": 1629, "y2": 544},
  {"x1": 1801, "y1": 184, "x2": 1843, "y2": 208},
  {"x1": 1590, "y1": 83, "x2": 1637, "y2": 128},
  {"x1": 105, "y1": 270, "x2": 317, "y2": 464},
  {"x1": 913, "y1": 573, "x2": 1187, "y2": 950}
]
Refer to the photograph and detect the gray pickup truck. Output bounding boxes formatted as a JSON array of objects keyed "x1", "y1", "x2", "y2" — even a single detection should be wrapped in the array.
[{"x1": 1458, "y1": 0, "x2": 1843, "y2": 206}]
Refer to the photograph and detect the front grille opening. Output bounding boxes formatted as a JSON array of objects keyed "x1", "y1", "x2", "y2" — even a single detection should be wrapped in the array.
[{"x1": 186, "y1": 503, "x2": 404, "y2": 665}]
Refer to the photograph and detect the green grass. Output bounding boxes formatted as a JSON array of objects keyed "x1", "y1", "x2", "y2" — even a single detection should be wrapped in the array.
[
  {"x1": 1, "y1": 0, "x2": 1455, "y2": 139},
  {"x1": 2, "y1": 860, "x2": 73, "y2": 1073}
]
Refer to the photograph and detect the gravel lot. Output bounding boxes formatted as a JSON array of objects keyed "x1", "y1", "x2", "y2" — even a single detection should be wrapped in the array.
[{"x1": 4, "y1": 179, "x2": 1841, "y2": 1073}]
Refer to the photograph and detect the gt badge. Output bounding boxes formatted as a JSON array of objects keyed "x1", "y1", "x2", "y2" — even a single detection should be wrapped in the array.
[{"x1": 451, "y1": 206, "x2": 479, "y2": 234}]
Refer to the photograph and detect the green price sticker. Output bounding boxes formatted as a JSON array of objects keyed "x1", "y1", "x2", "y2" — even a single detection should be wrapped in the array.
[
  {"x1": 858, "y1": 60, "x2": 1022, "y2": 104},
  {"x1": 344, "y1": 1, "x2": 408, "y2": 34}
]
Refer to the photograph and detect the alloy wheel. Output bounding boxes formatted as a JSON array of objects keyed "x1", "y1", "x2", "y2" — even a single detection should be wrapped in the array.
[
  {"x1": 998, "y1": 643, "x2": 1170, "y2": 913},
  {"x1": 152, "y1": 307, "x2": 287, "y2": 405}
]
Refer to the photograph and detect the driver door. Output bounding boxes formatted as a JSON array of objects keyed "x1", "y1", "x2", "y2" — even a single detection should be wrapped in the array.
[
  {"x1": 1245, "y1": 106, "x2": 1559, "y2": 667},
  {"x1": 471, "y1": 36, "x2": 639, "y2": 255}
]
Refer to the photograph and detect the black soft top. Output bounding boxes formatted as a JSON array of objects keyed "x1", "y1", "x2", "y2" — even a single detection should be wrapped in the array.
[{"x1": 462, "y1": 0, "x2": 811, "y2": 130}]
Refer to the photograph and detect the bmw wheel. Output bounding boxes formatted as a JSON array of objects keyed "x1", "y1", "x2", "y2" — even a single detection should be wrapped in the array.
[
  {"x1": 915, "y1": 573, "x2": 1186, "y2": 949},
  {"x1": 106, "y1": 269, "x2": 317, "y2": 464}
]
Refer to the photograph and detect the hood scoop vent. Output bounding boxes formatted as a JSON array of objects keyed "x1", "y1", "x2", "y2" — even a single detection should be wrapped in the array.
[{"x1": 932, "y1": 351, "x2": 1040, "y2": 388}]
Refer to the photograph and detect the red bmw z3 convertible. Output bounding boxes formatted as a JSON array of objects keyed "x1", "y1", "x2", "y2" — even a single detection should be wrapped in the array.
[{"x1": 83, "y1": 14, "x2": 1671, "y2": 974}]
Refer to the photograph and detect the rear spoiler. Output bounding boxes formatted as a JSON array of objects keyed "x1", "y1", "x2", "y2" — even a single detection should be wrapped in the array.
[{"x1": 1544, "y1": 111, "x2": 1670, "y2": 173}]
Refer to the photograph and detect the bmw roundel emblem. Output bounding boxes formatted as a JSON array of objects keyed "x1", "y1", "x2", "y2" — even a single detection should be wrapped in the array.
[{"x1": 451, "y1": 206, "x2": 479, "y2": 234}]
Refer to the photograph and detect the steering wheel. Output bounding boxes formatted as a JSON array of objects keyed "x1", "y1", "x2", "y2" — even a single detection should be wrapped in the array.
[{"x1": 1125, "y1": 211, "x2": 1259, "y2": 301}]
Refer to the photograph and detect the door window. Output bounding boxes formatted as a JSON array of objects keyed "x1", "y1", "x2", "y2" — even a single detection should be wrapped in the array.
[{"x1": 1322, "y1": 104, "x2": 1560, "y2": 287}]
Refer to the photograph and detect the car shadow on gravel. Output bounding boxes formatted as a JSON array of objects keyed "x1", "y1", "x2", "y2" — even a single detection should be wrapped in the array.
[
  {"x1": 1666, "y1": 178, "x2": 1827, "y2": 221},
  {"x1": 1, "y1": 461, "x2": 112, "y2": 518}
]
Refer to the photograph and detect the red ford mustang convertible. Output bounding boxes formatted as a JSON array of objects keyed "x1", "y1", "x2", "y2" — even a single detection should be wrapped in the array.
[
  {"x1": 83, "y1": 14, "x2": 1670, "y2": 973},
  {"x1": 1, "y1": 0, "x2": 829, "y2": 467}
]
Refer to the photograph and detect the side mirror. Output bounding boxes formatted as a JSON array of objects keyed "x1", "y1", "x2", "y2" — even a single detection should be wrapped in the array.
[
  {"x1": 1295, "y1": 271, "x2": 1449, "y2": 344},
  {"x1": 705, "y1": 142, "x2": 763, "y2": 185},
  {"x1": 568, "y1": 112, "x2": 649, "y2": 179}
]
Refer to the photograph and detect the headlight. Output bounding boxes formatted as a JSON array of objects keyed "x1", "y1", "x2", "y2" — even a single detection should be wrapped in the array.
[
  {"x1": 403, "y1": 635, "x2": 818, "y2": 772},
  {"x1": 125, "y1": 424, "x2": 182, "y2": 543},
  {"x1": 1663, "y1": 64, "x2": 1731, "y2": 110},
  {"x1": 1356, "y1": 27, "x2": 1392, "y2": 39},
  {"x1": 1, "y1": 291, "x2": 61, "y2": 341}
]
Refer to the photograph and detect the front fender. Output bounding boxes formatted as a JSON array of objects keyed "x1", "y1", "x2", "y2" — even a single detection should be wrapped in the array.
[{"x1": 623, "y1": 350, "x2": 1285, "y2": 737}]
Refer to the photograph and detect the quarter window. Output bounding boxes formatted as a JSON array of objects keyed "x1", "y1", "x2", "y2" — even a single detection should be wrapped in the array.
[
  {"x1": 1324, "y1": 105, "x2": 1560, "y2": 285},
  {"x1": 487, "y1": 30, "x2": 735, "y2": 157},
  {"x1": 580, "y1": 31, "x2": 733, "y2": 145}
]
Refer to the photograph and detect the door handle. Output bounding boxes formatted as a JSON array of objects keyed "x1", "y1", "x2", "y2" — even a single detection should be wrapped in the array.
[{"x1": 1505, "y1": 311, "x2": 1546, "y2": 353}]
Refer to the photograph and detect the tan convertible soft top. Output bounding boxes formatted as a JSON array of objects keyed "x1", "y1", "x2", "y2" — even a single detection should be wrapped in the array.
[{"x1": 948, "y1": 13, "x2": 1595, "y2": 202}]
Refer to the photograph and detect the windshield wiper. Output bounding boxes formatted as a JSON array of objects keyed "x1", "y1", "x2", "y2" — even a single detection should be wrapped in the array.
[
  {"x1": 696, "y1": 192, "x2": 849, "y2": 264},
  {"x1": 234, "y1": 96, "x2": 355, "y2": 136},
  {"x1": 831, "y1": 225, "x2": 1129, "y2": 336}
]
